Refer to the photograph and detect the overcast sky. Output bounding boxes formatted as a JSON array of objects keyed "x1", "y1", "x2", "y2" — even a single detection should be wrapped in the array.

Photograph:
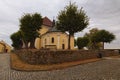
[{"x1": 0, "y1": 0, "x2": 120, "y2": 49}]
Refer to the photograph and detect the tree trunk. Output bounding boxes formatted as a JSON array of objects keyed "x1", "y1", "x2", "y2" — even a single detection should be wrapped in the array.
[
  {"x1": 24, "y1": 41, "x2": 28, "y2": 49},
  {"x1": 68, "y1": 34, "x2": 71, "y2": 49},
  {"x1": 22, "y1": 37, "x2": 29, "y2": 49},
  {"x1": 30, "y1": 39, "x2": 36, "y2": 49},
  {"x1": 103, "y1": 42, "x2": 104, "y2": 50},
  {"x1": 19, "y1": 39, "x2": 23, "y2": 49},
  {"x1": 93, "y1": 42, "x2": 95, "y2": 50}
]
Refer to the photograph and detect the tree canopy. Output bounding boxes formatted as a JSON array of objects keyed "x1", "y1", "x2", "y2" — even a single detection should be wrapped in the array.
[
  {"x1": 84, "y1": 28, "x2": 102, "y2": 50},
  {"x1": 10, "y1": 31, "x2": 23, "y2": 50},
  {"x1": 91, "y1": 29, "x2": 115, "y2": 49},
  {"x1": 57, "y1": 2, "x2": 89, "y2": 49},
  {"x1": 19, "y1": 13, "x2": 42, "y2": 48},
  {"x1": 77, "y1": 37, "x2": 89, "y2": 49}
]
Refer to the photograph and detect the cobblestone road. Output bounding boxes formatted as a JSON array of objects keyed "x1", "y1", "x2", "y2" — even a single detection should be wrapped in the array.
[{"x1": 0, "y1": 53, "x2": 120, "y2": 80}]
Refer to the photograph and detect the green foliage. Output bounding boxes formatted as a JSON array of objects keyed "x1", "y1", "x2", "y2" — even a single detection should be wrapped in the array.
[
  {"x1": 10, "y1": 31, "x2": 23, "y2": 50},
  {"x1": 85, "y1": 28, "x2": 115, "y2": 50},
  {"x1": 19, "y1": 13, "x2": 42, "y2": 48},
  {"x1": 77, "y1": 37, "x2": 89, "y2": 49},
  {"x1": 91, "y1": 29, "x2": 115, "y2": 49},
  {"x1": 92, "y1": 30, "x2": 115, "y2": 43},
  {"x1": 74, "y1": 39, "x2": 77, "y2": 46},
  {"x1": 84, "y1": 28, "x2": 102, "y2": 50},
  {"x1": 57, "y1": 2, "x2": 89, "y2": 49}
]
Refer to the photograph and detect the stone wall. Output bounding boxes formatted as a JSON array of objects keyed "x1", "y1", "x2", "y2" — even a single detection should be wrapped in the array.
[{"x1": 14, "y1": 49, "x2": 119, "y2": 65}]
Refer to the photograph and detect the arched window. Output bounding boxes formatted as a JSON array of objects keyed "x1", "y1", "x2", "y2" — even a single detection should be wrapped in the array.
[
  {"x1": 51, "y1": 37, "x2": 54, "y2": 43},
  {"x1": 45, "y1": 39, "x2": 47, "y2": 44}
]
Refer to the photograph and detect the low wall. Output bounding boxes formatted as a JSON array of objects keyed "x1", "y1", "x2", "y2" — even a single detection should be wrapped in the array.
[{"x1": 14, "y1": 49, "x2": 119, "y2": 65}]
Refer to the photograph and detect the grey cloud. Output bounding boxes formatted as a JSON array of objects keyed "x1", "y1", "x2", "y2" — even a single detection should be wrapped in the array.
[{"x1": 0, "y1": 0, "x2": 120, "y2": 48}]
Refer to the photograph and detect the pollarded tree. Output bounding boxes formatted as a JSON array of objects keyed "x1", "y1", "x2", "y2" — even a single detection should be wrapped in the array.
[
  {"x1": 20, "y1": 13, "x2": 42, "y2": 48},
  {"x1": 74, "y1": 39, "x2": 77, "y2": 47},
  {"x1": 57, "y1": 2, "x2": 89, "y2": 49},
  {"x1": 92, "y1": 30, "x2": 115, "y2": 49},
  {"x1": 84, "y1": 28, "x2": 102, "y2": 50},
  {"x1": 20, "y1": 14, "x2": 32, "y2": 48},
  {"x1": 10, "y1": 31, "x2": 23, "y2": 50},
  {"x1": 77, "y1": 37, "x2": 89, "y2": 49}
]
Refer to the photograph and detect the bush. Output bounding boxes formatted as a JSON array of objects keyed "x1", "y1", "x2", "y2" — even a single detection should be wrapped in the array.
[{"x1": 77, "y1": 37, "x2": 89, "y2": 49}]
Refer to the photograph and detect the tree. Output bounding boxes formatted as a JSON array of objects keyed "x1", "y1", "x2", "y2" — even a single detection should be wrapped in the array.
[
  {"x1": 20, "y1": 13, "x2": 42, "y2": 48},
  {"x1": 77, "y1": 37, "x2": 89, "y2": 49},
  {"x1": 10, "y1": 31, "x2": 23, "y2": 50},
  {"x1": 84, "y1": 28, "x2": 102, "y2": 50},
  {"x1": 92, "y1": 30, "x2": 115, "y2": 49},
  {"x1": 57, "y1": 2, "x2": 89, "y2": 49},
  {"x1": 74, "y1": 39, "x2": 77, "y2": 47}
]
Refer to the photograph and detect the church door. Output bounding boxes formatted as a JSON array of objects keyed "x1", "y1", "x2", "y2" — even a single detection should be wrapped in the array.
[{"x1": 62, "y1": 44, "x2": 65, "y2": 49}]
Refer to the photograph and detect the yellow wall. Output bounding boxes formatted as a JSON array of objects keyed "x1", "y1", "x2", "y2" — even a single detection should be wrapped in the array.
[
  {"x1": 0, "y1": 44, "x2": 5, "y2": 53},
  {"x1": 35, "y1": 25, "x2": 75, "y2": 50},
  {"x1": 40, "y1": 32, "x2": 74, "y2": 50},
  {"x1": 5, "y1": 44, "x2": 11, "y2": 52},
  {"x1": 39, "y1": 25, "x2": 51, "y2": 35},
  {"x1": 35, "y1": 25, "x2": 51, "y2": 49},
  {"x1": 0, "y1": 41, "x2": 11, "y2": 53},
  {"x1": 35, "y1": 38, "x2": 41, "y2": 49}
]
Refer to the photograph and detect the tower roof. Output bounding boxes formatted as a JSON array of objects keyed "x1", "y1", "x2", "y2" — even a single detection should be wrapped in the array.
[{"x1": 43, "y1": 17, "x2": 53, "y2": 27}]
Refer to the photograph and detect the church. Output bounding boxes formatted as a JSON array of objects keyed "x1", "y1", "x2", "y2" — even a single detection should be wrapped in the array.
[
  {"x1": 35, "y1": 17, "x2": 74, "y2": 50},
  {"x1": 0, "y1": 40, "x2": 11, "y2": 53}
]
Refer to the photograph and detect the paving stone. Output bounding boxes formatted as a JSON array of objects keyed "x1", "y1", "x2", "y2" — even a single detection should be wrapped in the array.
[{"x1": 0, "y1": 53, "x2": 120, "y2": 80}]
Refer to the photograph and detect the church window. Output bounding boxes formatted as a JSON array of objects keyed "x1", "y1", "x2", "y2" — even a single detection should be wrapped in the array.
[
  {"x1": 51, "y1": 37, "x2": 54, "y2": 43},
  {"x1": 45, "y1": 39, "x2": 47, "y2": 44}
]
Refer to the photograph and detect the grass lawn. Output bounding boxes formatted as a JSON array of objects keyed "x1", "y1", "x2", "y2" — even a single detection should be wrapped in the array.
[{"x1": 10, "y1": 53, "x2": 101, "y2": 71}]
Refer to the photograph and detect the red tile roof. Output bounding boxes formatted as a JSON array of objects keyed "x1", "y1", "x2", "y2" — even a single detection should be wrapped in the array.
[{"x1": 43, "y1": 17, "x2": 53, "y2": 27}]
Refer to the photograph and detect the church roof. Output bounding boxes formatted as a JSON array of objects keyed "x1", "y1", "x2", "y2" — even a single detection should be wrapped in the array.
[
  {"x1": 42, "y1": 17, "x2": 53, "y2": 27},
  {"x1": 40, "y1": 26, "x2": 66, "y2": 37},
  {"x1": 0, "y1": 40, "x2": 11, "y2": 48},
  {"x1": 48, "y1": 26, "x2": 61, "y2": 32},
  {"x1": 40, "y1": 17, "x2": 67, "y2": 37}
]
